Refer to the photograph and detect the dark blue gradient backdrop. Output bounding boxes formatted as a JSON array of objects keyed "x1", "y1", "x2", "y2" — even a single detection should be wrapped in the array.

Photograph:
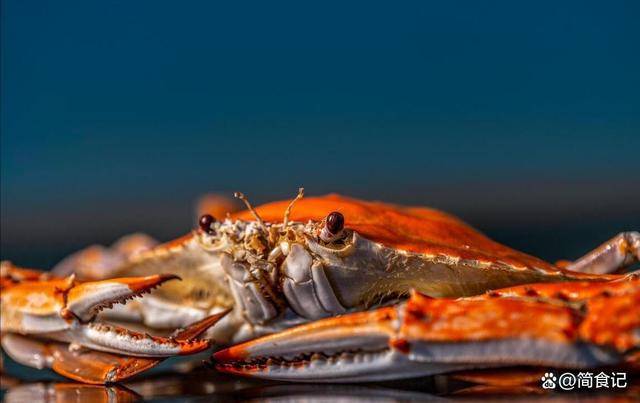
[{"x1": 2, "y1": 1, "x2": 639, "y2": 267}]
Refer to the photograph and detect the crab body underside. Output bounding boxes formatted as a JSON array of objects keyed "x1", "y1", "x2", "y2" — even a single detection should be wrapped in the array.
[{"x1": 1, "y1": 192, "x2": 639, "y2": 384}]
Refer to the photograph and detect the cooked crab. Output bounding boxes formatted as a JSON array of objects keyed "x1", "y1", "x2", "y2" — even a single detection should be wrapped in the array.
[
  {"x1": 1, "y1": 190, "x2": 638, "y2": 383},
  {"x1": 0, "y1": 263, "x2": 228, "y2": 382},
  {"x1": 213, "y1": 274, "x2": 640, "y2": 382}
]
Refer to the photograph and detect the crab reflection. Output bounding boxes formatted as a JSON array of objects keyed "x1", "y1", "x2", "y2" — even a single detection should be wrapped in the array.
[{"x1": 2, "y1": 368, "x2": 638, "y2": 402}]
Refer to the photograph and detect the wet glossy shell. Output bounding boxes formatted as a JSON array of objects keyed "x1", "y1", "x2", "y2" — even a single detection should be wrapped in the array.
[{"x1": 232, "y1": 194, "x2": 555, "y2": 272}]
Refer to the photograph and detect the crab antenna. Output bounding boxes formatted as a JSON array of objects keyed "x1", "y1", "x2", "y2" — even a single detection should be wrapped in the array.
[
  {"x1": 283, "y1": 187, "x2": 305, "y2": 229},
  {"x1": 234, "y1": 191, "x2": 267, "y2": 233}
]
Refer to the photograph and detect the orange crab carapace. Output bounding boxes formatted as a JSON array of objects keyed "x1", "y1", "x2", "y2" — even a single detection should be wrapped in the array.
[{"x1": 1, "y1": 190, "x2": 638, "y2": 383}]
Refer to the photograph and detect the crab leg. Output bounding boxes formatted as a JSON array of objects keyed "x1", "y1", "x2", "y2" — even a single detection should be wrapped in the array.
[
  {"x1": 214, "y1": 278, "x2": 639, "y2": 382},
  {"x1": 1, "y1": 274, "x2": 213, "y2": 357},
  {"x1": 2, "y1": 312, "x2": 228, "y2": 384},
  {"x1": 565, "y1": 231, "x2": 640, "y2": 274}
]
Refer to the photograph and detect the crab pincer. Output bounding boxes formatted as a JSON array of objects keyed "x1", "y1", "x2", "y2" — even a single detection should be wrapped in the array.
[
  {"x1": 213, "y1": 277, "x2": 640, "y2": 382},
  {"x1": 3, "y1": 192, "x2": 638, "y2": 384},
  {"x1": 1, "y1": 271, "x2": 228, "y2": 383}
]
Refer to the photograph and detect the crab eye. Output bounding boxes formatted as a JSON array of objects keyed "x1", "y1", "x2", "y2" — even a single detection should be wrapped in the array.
[
  {"x1": 199, "y1": 214, "x2": 216, "y2": 234},
  {"x1": 326, "y1": 212, "x2": 344, "y2": 234},
  {"x1": 320, "y1": 211, "x2": 344, "y2": 242}
]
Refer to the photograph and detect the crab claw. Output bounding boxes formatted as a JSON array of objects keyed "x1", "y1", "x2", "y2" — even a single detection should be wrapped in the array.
[
  {"x1": 70, "y1": 307, "x2": 232, "y2": 358},
  {"x1": 213, "y1": 307, "x2": 435, "y2": 382},
  {"x1": 213, "y1": 306, "x2": 435, "y2": 382},
  {"x1": 2, "y1": 310, "x2": 229, "y2": 384},
  {"x1": 1, "y1": 272, "x2": 218, "y2": 358},
  {"x1": 65, "y1": 274, "x2": 180, "y2": 322},
  {"x1": 214, "y1": 280, "x2": 639, "y2": 382},
  {"x1": 62, "y1": 275, "x2": 218, "y2": 357},
  {"x1": 69, "y1": 321, "x2": 211, "y2": 357}
]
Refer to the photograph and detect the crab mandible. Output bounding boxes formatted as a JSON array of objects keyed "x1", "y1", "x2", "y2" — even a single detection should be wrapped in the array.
[{"x1": 1, "y1": 190, "x2": 638, "y2": 383}]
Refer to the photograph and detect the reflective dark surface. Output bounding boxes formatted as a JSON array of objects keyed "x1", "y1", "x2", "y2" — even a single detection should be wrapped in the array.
[{"x1": 2, "y1": 356, "x2": 639, "y2": 402}]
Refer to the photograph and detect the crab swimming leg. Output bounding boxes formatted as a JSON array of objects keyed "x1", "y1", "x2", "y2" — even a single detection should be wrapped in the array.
[
  {"x1": 563, "y1": 232, "x2": 640, "y2": 274},
  {"x1": 213, "y1": 277, "x2": 639, "y2": 382}
]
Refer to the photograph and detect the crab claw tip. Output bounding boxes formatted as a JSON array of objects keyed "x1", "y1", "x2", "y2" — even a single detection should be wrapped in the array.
[
  {"x1": 174, "y1": 308, "x2": 231, "y2": 341},
  {"x1": 120, "y1": 273, "x2": 181, "y2": 292},
  {"x1": 178, "y1": 339, "x2": 211, "y2": 355},
  {"x1": 212, "y1": 345, "x2": 248, "y2": 362}
]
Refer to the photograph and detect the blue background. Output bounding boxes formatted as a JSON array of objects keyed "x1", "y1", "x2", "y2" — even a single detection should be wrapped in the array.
[{"x1": 2, "y1": 1, "x2": 639, "y2": 267}]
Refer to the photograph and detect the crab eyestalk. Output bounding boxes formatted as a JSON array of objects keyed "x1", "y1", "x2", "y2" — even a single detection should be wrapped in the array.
[
  {"x1": 199, "y1": 214, "x2": 217, "y2": 235},
  {"x1": 319, "y1": 211, "x2": 344, "y2": 242}
]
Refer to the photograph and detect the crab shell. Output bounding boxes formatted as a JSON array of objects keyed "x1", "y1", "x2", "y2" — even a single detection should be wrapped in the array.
[
  {"x1": 233, "y1": 194, "x2": 553, "y2": 269},
  {"x1": 110, "y1": 194, "x2": 607, "y2": 346},
  {"x1": 1, "y1": 193, "x2": 634, "y2": 385},
  {"x1": 230, "y1": 194, "x2": 603, "y2": 297}
]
